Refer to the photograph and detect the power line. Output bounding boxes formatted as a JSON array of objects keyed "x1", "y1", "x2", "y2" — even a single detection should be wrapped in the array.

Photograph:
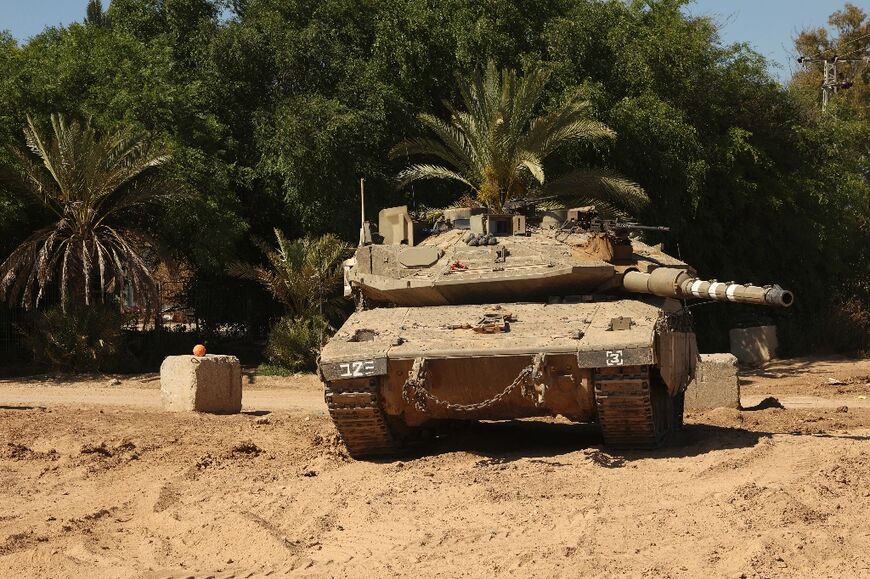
[
  {"x1": 805, "y1": 31, "x2": 870, "y2": 60},
  {"x1": 835, "y1": 31, "x2": 870, "y2": 52},
  {"x1": 837, "y1": 44, "x2": 870, "y2": 59}
]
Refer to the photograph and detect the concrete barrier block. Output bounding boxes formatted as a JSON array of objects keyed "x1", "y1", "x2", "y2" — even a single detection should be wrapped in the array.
[
  {"x1": 729, "y1": 325, "x2": 778, "y2": 366},
  {"x1": 160, "y1": 355, "x2": 242, "y2": 413},
  {"x1": 685, "y1": 353, "x2": 739, "y2": 410}
]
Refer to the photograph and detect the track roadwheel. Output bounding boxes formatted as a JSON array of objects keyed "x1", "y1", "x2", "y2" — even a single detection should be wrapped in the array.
[
  {"x1": 324, "y1": 378, "x2": 403, "y2": 458},
  {"x1": 594, "y1": 365, "x2": 676, "y2": 449},
  {"x1": 649, "y1": 378, "x2": 671, "y2": 442},
  {"x1": 671, "y1": 391, "x2": 685, "y2": 431}
]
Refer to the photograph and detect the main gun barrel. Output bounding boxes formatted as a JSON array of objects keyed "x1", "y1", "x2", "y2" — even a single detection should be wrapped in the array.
[
  {"x1": 623, "y1": 268, "x2": 794, "y2": 307},
  {"x1": 613, "y1": 224, "x2": 671, "y2": 233}
]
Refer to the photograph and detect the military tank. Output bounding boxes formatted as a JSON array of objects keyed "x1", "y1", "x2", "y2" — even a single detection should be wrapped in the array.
[{"x1": 318, "y1": 204, "x2": 793, "y2": 457}]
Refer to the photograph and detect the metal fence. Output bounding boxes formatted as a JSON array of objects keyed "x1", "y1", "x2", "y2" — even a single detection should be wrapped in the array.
[
  {"x1": 0, "y1": 278, "x2": 278, "y2": 370},
  {"x1": 0, "y1": 306, "x2": 31, "y2": 366}
]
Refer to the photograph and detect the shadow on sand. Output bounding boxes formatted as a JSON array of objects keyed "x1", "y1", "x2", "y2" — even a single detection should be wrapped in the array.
[
  {"x1": 373, "y1": 416, "x2": 870, "y2": 465},
  {"x1": 381, "y1": 419, "x2": 770, "y2": 465}
]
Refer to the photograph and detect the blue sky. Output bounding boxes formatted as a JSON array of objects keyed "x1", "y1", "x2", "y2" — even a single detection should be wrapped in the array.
[
  {"x1": 684, "y1": 0, "x2": 854, "y2": 81},
  {"x1": 1, "y1": 0, "x2": 94, "y2": 40},
  {"x1": 0, "y1": 0, "x2": 855, "y2": 81}
]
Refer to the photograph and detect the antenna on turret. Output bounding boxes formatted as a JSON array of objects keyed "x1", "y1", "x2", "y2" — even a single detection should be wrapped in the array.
[
  {"x1": 359, "y1": 177, "x2": 365, "y2": 236},
  {"x1": 358, "y1": 177, "x2": 372, "y2": 246}
]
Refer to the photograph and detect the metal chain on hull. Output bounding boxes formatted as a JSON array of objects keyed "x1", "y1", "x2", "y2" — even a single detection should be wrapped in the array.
[{"x1": 402, "y1": 354, "x2": 546, "y2": 413}]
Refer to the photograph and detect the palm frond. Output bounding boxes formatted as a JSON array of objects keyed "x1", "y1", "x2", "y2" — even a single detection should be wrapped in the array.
[
  {"x1": 515, "y1": 151, "x2": 545, "y2": 185},
  {"x1": 228, "y1": 231, "x2": 350, "y2": 322},
  {"x1": 388, "y1": 136, "x2": 471, "y2": 173},
  {"x1": 522, "y1": 99, "x2": 613, "y2": 157},
  {"x1": 1, "y1": 148, "x2": 63, "y2": 217},
  {"x1": 450, "y1": 110, "x2": 488, "y2": 172},
  {"x1": 418, "y1": 112, "x2": 472, "y2": 151},
  {"x1": 544, "y1": 168, "x2": 650, "y2": 217},
  {"x1": 395, "y1": 164, "x2": 475, "y2": 190},
  {"x1": 536, "y1": 118, "x2": 616, "y2": 157}
]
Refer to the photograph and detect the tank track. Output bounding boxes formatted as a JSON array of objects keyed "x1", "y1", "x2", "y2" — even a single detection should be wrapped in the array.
[
  {"x1": 324, "y1": 379, "x2": 398, "y2": 457},
  {"x1": 593, "y1": 365, "x2": 673, "y2": 448}
]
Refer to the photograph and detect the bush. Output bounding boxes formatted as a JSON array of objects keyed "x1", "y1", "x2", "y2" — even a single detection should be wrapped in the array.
[
  {"x1": 256, "y1": 363, "x2": 295, "y2": 377},
  {"x1": 264, "y1": 315, "x2": 328, "y2": 372},
  {"x1": 22, "y1": 305, "x2": 124, "y2": 372},
  {"x1": 812, "y1": 295, "x2": 870, "y2": 356},
  {"x1": 827, "y1": 296, "x2": 870, "y2": 355},
  {"x1": 776, "y1": 289, "x2": 870, "y2": 357}
]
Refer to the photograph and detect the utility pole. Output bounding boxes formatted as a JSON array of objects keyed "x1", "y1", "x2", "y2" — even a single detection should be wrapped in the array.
[{"x1": 798, "y1": 55, "x2": 868, "y2": 111}]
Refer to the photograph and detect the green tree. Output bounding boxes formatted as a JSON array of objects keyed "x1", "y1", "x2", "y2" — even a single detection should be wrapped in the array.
[
  {"x1": 787, "y1": 3, "x2": 870, "y2": 352},
  {"x1": 2, "y1": 3, "x2": 246, "y2": 274},
  {"x1": 0, "y1": 114, "x2": 185, "y2": 312},
  {"x1": 391, "y1": 61, "x2": 647, "y2": 214},
  {"x1": 0, "y1": 0, "x2": 866, "y2": 356},
  {"x1": 85, "y1": 0, "x2": 108, "y2": 27}
]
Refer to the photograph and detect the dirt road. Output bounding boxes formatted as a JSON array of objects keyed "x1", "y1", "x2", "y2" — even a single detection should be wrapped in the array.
[
  {"x1": 0, "y1": 378, "x2": 327, "y2": 414},
  {"x1": 1, "y1": 358, "x2": 868, "y2": 578}
]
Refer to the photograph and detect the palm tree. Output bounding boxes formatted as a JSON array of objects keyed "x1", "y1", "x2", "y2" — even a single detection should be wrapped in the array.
[
  {"x1": 228, "y1": 230, "x2": 350, "y2": 371},
  {"x1": 0, "y1": 114, "x2": 184, "y2": 313},
  {"x1": 391, "y1": 61, "x2": 648, "y2": 216},
  {"x1": 228, "y1": 230, "x2": 350, "y2": 323}
]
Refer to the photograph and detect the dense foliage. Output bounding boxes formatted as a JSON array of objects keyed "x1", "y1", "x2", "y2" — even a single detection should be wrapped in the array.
[
  {"x1": 0, "y1": 0, "x2": 867, "y2": 355},
  {"x1": 229, "y1": 230, "x2": 349, "y2": 370}
]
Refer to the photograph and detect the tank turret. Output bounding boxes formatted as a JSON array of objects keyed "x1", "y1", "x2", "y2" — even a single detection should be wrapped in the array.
[
  {"x1": 320, "y1": 203, "x2": 794, "y2": 458},
  {"x1": 343, "y1": 205, "x2": 793, "y2": 309}
]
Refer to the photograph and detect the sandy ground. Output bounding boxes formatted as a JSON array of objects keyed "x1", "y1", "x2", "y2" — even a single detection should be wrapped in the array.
[{"x1": 1, "y1": 357, "x2": 869, "y2": 578}]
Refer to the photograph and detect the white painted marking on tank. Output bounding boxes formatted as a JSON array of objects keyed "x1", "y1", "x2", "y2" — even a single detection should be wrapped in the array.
[
  {"x1": 690, "y1": 279, "x2": 704, "y2": 298},
  {"x1": 605, "y1": 350, "x2": 624, "y2": 366},
  {"x1": 338, "y1": 360, "x2": 377, "y2": 378},
  {"x1": 708, "y1": 282, "x2": 723, "y2": 298},
  {"x1": 726, "y1": 285, "x2": 738, "y2": 301}
]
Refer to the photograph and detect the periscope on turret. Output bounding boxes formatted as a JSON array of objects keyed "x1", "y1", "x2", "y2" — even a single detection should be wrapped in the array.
[{"x1": 320, "y1": 203, "x2": 794, "y2": 458}]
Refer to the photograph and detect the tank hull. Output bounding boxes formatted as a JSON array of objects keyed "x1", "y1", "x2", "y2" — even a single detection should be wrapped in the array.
[{"x1": 319, "y1": 299, "x2": 697, "y2": 457}]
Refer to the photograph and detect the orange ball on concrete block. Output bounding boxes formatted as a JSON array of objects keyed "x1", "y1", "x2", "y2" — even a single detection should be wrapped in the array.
[{"x1": 192, "y1": 344, "x2": 206, "y2": 357}]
